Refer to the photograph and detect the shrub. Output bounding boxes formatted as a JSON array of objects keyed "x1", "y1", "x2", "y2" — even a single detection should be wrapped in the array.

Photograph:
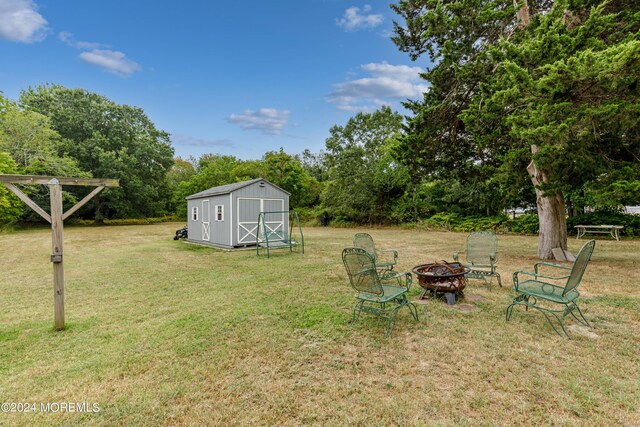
[
  {"x1": 508, "y1": 214, "x2": 539, "y2": 234},
  {"x1": 69, "y1": 215, "x2": 179, "y2": 226}
]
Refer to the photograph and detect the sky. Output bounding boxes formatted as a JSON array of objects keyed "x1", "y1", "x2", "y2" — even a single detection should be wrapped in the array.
[{"x1": 0, "y1": 0, "x2": 431, "y2": 160}]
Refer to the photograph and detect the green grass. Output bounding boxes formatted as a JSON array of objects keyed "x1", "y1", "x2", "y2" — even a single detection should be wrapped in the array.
[{"x1": 1, "y1": 224, "x2": 639, "y2": 426}]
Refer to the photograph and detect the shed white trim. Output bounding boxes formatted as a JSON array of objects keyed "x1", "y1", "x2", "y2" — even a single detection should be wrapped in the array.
[
  {"x1": 229, "y1": 192, "x2": 233, "y2": 246},
  {"x1": 237, "y1": 197, "x2": 284, "y2": 244},
  {"x1": 202, "y1": 199, "x2": 210, "y2": 241}
]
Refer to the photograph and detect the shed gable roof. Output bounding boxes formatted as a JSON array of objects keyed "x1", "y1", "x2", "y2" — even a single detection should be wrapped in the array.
[{"x1": 186, "y1": 178, "x2": 290, "y2": 200}]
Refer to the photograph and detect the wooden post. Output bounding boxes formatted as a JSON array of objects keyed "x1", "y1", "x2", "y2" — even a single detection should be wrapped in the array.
[
  {"x1": 0, "y1": 174, "x2": 118, "y2": 331},
  {"x1": 49, "y1": 179, "x2": 65, "y2": 330}
]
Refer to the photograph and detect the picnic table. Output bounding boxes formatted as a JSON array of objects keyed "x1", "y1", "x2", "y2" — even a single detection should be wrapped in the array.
[{"x1": 575, "y1": 224, "x2": 623, "y2": 241}]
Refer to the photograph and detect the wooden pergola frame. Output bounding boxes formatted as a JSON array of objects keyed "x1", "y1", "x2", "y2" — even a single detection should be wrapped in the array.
[{"x1": 0, "y1": 174, "x2": 119, "y2": 330}]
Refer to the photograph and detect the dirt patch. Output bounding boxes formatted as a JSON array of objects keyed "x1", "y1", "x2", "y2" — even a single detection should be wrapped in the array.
[
  {"x1": 446, "y1": 303, "x2": 478, "y2": 313},
  {"x1": 567, "y1": 324, "x2": 599, "y2": 339},
  {"x1": 464, "y1": 294, "x2": 485, "y2": 302}
]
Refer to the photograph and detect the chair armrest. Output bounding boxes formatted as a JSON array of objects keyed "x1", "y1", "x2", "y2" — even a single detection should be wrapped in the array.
[
  {"x1": 403, "y1": 272, "x2": 412, "y2": 290},
  {"x1": 380, "y1": 249, "x2": 398, "y2": 263},
  {"x1": 513, "y1": 269, "x2": 569, "y2": 289},
  {"x1": 534, "y1": 261, "x2": 572, "y2": 278},
  {"x1": 380, "y1": 271, "x2": 412, "y2": 289},
  {"x1": 513, "y1": 269, "x2": 536, "y2": 289},
  {"x1": 489, "y1": 252, "x2": 497, "y2": 264}
]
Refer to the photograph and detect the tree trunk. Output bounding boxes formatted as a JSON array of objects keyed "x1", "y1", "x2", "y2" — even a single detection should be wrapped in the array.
[
  {"x1": 514, "y1": 0, "x2": 531, "y2": 27},
  {"x1": 527, "y1": 145, "x2": 567, "y2": 259}
]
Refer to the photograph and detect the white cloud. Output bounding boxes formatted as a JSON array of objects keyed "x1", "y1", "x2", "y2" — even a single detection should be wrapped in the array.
[
  {"x1": 170, "y1": 134, "x2": 234, "y2": 148},
  {"x1": 227, "y1": 108, "x2": 290, "y2": 135},
  {"x1": 0, "y1": 0, "x2": 48, "y2": 43},
  {"x1": 336, "y1": 5, "x2": 383, "y2": 31},
  {"x1": 60, "y1": 32, "x2": 136, "y2": 78},
  {"x1": 326, "y1": 62, "x2": 429, "y2": 112},
  {"x1": 79, "y1": 49, "x2": 141, "y2": 77},
  {"x1": 58, "y1": 31, "x2": 108, "y2": 50}
]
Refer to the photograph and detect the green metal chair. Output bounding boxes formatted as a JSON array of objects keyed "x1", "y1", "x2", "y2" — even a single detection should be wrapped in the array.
[
  {"x1": 342, "y1": 247, "x2": 418, "y2": 337},
  {"x1": 453, "y1": 230, "x2": 502, "y2": 289},
  {"x1": 353, "y1": 233, "x2": 398, "y2": 273},
  {"x1": 506, "y1": 240, "x2": 596, "y2": 338}
]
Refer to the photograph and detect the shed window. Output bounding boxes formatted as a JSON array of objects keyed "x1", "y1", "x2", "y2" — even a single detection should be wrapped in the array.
[
  {"x1": 215, "y1": 205, "x2": 224, "y2": 221},
  {"x1": 192, "y1": 207, "x2": 198, "y2": 221}
]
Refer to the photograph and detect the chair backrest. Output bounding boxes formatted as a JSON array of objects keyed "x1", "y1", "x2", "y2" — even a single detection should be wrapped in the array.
[
  {"x1": 353, "y1": 233, "x2": 377, "y2": 260},
  {"x1": 563, "y1": 240, "x2": 596, "y2": 296},
  {"x1": 342, "y1": 247, "x2": 383, "y2": 296},
  {"x1": 466, "y1": 230, "x2": 498, "y2": 264}
]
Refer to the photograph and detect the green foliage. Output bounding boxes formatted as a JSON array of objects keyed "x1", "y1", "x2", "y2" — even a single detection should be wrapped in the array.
[
  {"x1": 70, "y1": 215, "x2": 179, "y2": 226},
  {"x1": 171, "y1": 149, "x2": 320, "y2": 218},
  {"x1": 471, "y1": 1, "x2": 640, "y2": 202},
  {"x1": 165, "y1": 157, "x2": 196, "y2": 214},
  {"x1": 576, "y1": 165, "x2": 640, "y2": 208},
  {"x1": 173, "y1": 155, "x2": 249, "y2": 218},
  {"x1": 262, "y1": 149, "x2": 321, "y2": 208},
  {"x1": 415, "y1": 211, "x2": 640, "y2": 237},
  {"x1": 391, "y1": 0, "x2": 519, "y2": 185},
  {"x1": 508, "y1": 214, "x2": 540, "y2": 235},
  {"x1": 0, "y1": 99, "x2": 89, "y2": 223},
  {"x1": 567, "y1": 212, "x2": 640, "y2": 237},
  {"x1": 167, "y1": 157, "x2": 196, "y2": 193},
  {"x1": 322, "y1": 106, "x2": 410, "y2": 224},
  {"x1": 19, "y1": 84, "x2": 175, "y2": 221},
  {"x1": 392, "y1": 0, "x2": 640, "y2": 237},
  {"x1": 299, "y1": 149, "x2": 328, "y2": 182},
  {"x1": 0, "y1": 151, "x2": 21, "y2": 224},
  {"x1": 294, "y1": 206, "x2": 332, "y2": 226},
  {"x1": 418, "y1": 213, "x2": 509, "y2": 233},
  {"x1": 415, "y1": 213, "x2": 539, "y2": 234}
]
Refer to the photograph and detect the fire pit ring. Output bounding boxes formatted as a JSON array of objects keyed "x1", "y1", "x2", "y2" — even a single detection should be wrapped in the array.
[{"x1": 412, "y1": 261, "x2": 470, "y2": 305}]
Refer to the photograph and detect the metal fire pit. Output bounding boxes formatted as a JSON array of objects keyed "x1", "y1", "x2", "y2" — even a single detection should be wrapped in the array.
[{"x1": 412, "y1": 262, "x2": 470, "y2": 305}]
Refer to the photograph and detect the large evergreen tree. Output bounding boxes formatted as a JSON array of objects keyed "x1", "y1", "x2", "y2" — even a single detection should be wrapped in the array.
[{"x1": 392, "y1": 0, "x2": 640, "y2": 258}]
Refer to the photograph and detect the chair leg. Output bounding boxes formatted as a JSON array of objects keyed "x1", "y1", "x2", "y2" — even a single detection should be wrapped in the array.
[
  {"x1": 506, "y1": 302, "x2": 515, "y2": 321},
  {"x1": 485, "y1": 274, "x2": 492, "y2": 291},
  {"x1": 506, "y1": 294, "x2": 529, "y2": 322},
  {"x1": 395, "y1": 294, "x2": 419, "y2": 322},
  {"x1": 352, "y1": 300, "x2": 364, "y2": 323},
  {"x1": 385, "y1": 306, "x2": 400, "y2": 338},
  {"x1": 568, "y1": 303, "x2": 591, "y2": 328},
  {"x1": 495, "y1": 272, "x2": 502, "y2": 287},
  {"x1": 543, "y1": 309, "x2": 569, "y2": 338},
  {"x1": 407, "y1": 301, "x2": 419, "y2": 321}
]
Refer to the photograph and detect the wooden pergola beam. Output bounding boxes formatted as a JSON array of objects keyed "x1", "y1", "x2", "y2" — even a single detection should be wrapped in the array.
[
  {"x1": 62, "y1": 186, "x2": 106, "y2": 221},
  {"x1": 4, "y1": 183, "x2": 52, "y2": 223},
  {"x1": 0, "y1": 174, "x2": 118, "y2": 187},
  {"x1": 0, "y1": 174, "x2": 119, "y2": 331}
]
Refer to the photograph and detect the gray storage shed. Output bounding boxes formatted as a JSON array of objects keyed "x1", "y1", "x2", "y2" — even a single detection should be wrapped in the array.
[{"x1": 186, "y1": 178, "x2": 290, "y2": 249}]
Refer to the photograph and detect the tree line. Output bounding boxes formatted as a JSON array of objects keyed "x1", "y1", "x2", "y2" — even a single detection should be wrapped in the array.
[{"x1": 1, "y1": 0, "x2": 638, "y2": 259}]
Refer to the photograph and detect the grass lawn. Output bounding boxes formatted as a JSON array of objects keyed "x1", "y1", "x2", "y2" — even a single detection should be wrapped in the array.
[{"x1": 1, "y1": 223, "x2": 639, "y2": 426}]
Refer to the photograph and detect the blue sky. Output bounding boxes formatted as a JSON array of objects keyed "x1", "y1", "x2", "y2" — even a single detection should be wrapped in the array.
[{"x1": 0, "y1": 0, "x2": 430, "y2": 160}]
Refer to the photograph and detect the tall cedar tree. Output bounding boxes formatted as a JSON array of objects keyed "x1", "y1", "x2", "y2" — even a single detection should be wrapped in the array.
[{"x1": 392, "y1": 0, "x2": 640, "y2": 258}]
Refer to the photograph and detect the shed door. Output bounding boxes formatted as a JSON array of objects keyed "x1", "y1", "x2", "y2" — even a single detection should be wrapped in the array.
[
  {"x1": 202, "y1": 200, "x2": 210, "y2": 241},
  {"x1": 237, "y1": 198, "x2": 284, "y2": 244},
  {"x1": 262, "y1": 200, "x2": 285, "y2": 240},
  {"x1": 238, "y1": 199, "x2": 260, "y2": 243}
]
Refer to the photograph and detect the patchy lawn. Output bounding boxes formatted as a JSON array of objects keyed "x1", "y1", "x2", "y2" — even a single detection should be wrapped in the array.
[{"x1": 1, "y1": 224, "x2": 638, "y2": 426}]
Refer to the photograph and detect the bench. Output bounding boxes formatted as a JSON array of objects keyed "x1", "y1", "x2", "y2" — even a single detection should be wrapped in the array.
[{"x1": 575, "y1": 224, "x2": 623, "y2": 241}]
